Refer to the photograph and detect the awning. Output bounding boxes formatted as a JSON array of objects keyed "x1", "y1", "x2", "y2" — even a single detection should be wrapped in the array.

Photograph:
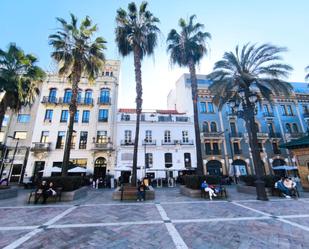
[
  {"x1": 68, "y1": 166, "x2": 87, "y2": 173},
  {"x1": 39, "y1": 166, "x2": 61, "y2": 173}
]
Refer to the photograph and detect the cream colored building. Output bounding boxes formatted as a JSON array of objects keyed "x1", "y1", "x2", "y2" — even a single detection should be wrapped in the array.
[{"x1": 23, "y1": 60, "x2": 120, "y2": 180}]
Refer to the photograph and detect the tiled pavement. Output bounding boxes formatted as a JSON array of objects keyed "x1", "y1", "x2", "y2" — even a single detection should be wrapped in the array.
[{"x1": 0, "y1": 186, "x2": 309, "y2": 249}]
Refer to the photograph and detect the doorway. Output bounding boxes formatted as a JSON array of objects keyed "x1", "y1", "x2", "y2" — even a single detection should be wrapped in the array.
[
  {"x1": 206, "y1": 160, "x2": 222, "y2": 176},
  {"x1": 94, "y1": 157, "x2": 107, "y2": 180}
]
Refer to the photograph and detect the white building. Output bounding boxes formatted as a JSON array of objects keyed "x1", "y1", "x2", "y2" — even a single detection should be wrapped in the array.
[
  {"x1": 115, "y1": 108, "x2": 196, "y2": 182},
  {"x1": 24, "y1": 60, "x2": 120, "y2": 180}
]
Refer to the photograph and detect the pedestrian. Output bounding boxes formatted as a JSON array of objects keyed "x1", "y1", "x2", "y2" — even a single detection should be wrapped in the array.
[
  {"x1": 201, "y1": 180, "x2": 217, "y2": 200},
  {"x1": 137, "y1": 180, "x2": 146, "y2": 201}
]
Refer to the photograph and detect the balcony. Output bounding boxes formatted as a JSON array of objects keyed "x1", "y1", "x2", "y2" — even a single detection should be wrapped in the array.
[
  {"x1": 158, "y1": 116, "x2": 173, "y2": 122},
  {"x1": 202, "y1": 132, "x2": 224, "y2": 139},
  {"x1": 286, "y1": 132, "x2": 306, "y2": 139},
  {"x1": 92, "y1": 142, "x2": 113, "y2": 151},
  {"x1": 205, "y1": 150, "x2": 222, "y2": 155},
  {"x1": 31, "y1": 142, "x2": 51, "y2": 152},
  {"x1": 78, "y1": 98, "x2": 93, "y2": 106},
  {"x1": 263, "y1": 112, "x2": 275, "y2": 118},
  {"x1": 229, "y1": 132, "x2": 243, "y2": 138},
  {"x1": 142, "y1": 140, "x2": 156, "y2": 145},
  {"x1": 268, "y1": 132, "x2": 282, "y2": 139},
  {"x1": 180, "y1": 140, "x2": 194, "y2": 145},
  {"x1": 41, "y1": 96, "x2": 57, "y2": 104},
  {"x1": 121, "y1": 140, "x2": 134, "y2": 146},
  {"x1": 244, "y1": 132, "x2": 269, "y2": 139},
  {"x1": 97, "y1": 97, "x2": 111, "y2": 105},
  {"x1": 161, "y1": 140, "x2": 176, "y2": 145}
]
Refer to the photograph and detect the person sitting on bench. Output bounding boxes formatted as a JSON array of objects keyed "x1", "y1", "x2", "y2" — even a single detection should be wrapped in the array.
[
  {"x1": 34, "y1": 181, "x2": 49, "y2": 204},
  {"x1": 137, "y1": 180, "x2": 146, "y2": 201},
  {"x1": 201, "y1": 180, "x2": 217, "y2": 200},
  {"x1": 275, "y1": 177, "x2": 296, "y2": 198}
]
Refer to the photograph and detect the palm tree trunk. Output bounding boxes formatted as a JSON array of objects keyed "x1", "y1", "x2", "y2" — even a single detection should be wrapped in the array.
[
  {"x1": 62, "y1": 74, "x2": 79, "y2": 176},
  {"x1": 243, "y1": 96, "x2": 268, "y2": 201},
  {"x1": 188, "y1": 59, "x2": 204, "y2": 175},
  {"x1": 132, "y1": 46, "x2": 143, "y2": 186},
  {"x1": 0, "y1": 102, "x2": 6, "y2": 132}
]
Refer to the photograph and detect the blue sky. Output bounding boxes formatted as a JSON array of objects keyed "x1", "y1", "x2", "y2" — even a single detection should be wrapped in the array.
[{"x1": 1, "y1": 0, "x2": 308, "y2": 109}]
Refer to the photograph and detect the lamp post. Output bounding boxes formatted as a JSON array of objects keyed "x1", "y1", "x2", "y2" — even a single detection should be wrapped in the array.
[
  {"x1": 7, "y1": 136, "x2": 20, "y2": 186},
  {"x1": 228, "y1": 88, "x2": 268, "y2": 201},
  {"x1": 226, "y1": 129, "x2": 237, "y2": 184}
]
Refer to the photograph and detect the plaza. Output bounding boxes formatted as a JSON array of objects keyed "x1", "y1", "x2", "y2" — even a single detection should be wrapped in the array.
[{"x1": 1, "y1": 186, "x2": 309, "y2": 249}]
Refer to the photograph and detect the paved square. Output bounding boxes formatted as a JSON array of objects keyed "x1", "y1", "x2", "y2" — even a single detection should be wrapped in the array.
[{"x1": 1, "y1": 187, "x2": 309, "y2": 249}]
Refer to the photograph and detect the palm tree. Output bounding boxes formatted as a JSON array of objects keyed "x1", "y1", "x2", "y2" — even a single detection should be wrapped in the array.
[
  {"x1": 208, "y1": 43, "x2": 293, "y2": 200},
  {"x1": 115, "y1": 2, "x2": 160, "y2": 186},
  {"x1": 167, "y1": 15, "x2": 211, "y2": 175},
  {"x1": 305, "y1": 66, "x2": 309, "y2": 81},
  {"x1": 0, "y1": 43, "x2": 45, "y2": 131},
  {"x1": 49, "y1": 14, "x2": 106, "y2": 176}
]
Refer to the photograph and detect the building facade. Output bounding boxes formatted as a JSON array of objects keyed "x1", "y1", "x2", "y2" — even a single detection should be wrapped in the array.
[
  {"x1": 168, "y1": 74, "x2": 309, "y2": 177},
  {"x1": 115, "y1": 109, "x2": 196, "y2": 181},
  {"x1": 0, "y1": 60, "x2": 120, "y2": 183}
]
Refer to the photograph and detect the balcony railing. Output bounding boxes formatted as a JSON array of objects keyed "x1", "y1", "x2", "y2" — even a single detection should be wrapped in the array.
[
  {"x1": 202, "y1": 132, "x2": 224, "y2": 138},
  {"x1": 180, "y1": 140, "x2": 194, "y2": 145},
  {"x1": 31, "y1": 142, "x2": 51, "y2": 152},
  {"x1": 205, "y1": 150, "x2": 222, "y2": 155},
  {"x1": 257, "y1": 132, "x2": 269, "y2": 138},
  {"x1": 263, "y1": 112, "x2": 275, "y2": 117},
  {"x1": 58, "y1": 97, "x2": 71, "y2": 104},
  {"x1": 286, "y1": 132, "x2": 306, "y2": 138},
  {"x1": 97, "y1": 97, "x2": 111, "y2": 105},
  {"x1": 121, "y1": 140, "x2": 134, "y2": 146},
  {"x1": 268, "y1": 132, "x2": 282, "y2": 138},
  {"x1": 142, "y1": 140, "x2": 156, "y2": 145},
  {"x1": 92, "y1": 142, "x2": 112, "y2": 150},
  {"x1": 161, "y1": 140, "x2": 176, "y2": 145},
  {"x1": 176, "y1": 117, "x2": 189, "y2": 122},
  {"x1": 229, "y1": 132, "x2": 243, "y2": 138},
  {"x1": 41, "y1": 96, "x2": 57, "y2": 104},
  {"x1": 78, "y1": 98, "x2": 93, "y2": 105}
]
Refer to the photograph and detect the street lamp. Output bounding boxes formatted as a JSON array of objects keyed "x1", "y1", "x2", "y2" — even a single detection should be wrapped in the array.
[
  {"x1": 226, "y1": 129, "x2": 237, "y2": 184},
  {"x1": 7, "y1": 135, "x2": 20, "y2": 185},
  {"x1": 228, "y1": 88, "x2": 268, "y2": 201}
]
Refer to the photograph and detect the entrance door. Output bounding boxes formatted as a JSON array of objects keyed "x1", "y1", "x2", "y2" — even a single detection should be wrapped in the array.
[
  {"x1": 94, "y1": 157, "x2": 107, "y2": 179},
  {"x1": 206, "y1": 160, "x2": 222, "y2": 176},
  {"x1": 10, "y1": 164, "x2": 22, "y2": 182},
  {"x1": 33, "y1": 161, "x2": 45, "y2": 183}
]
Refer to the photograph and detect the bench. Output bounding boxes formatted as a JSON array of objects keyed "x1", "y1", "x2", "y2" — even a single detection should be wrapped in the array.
[
  {"x1": 28, "y1": 187, "x2": 62, "y2": 204},
  {"x1": 272, "y1": 187, "x2": 299, "y2": 198},
  {"x1": 201, "y1": 185, "x2": 227, "y2": 199}
]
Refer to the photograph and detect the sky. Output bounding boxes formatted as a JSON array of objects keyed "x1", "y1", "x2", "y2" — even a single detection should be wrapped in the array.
[{"x1": 1, "y1": 0, "x2": 308, "y2": 109}]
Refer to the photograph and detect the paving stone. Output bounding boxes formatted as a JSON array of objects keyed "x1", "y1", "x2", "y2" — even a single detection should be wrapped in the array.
[{"x1": 0, "y1": 230, "x2": 29, "y2": 248}]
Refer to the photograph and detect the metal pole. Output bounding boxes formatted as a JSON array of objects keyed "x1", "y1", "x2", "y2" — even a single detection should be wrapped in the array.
[
  {"x1": 7, "y1": 138, "x2": 19, "y2": 185},
  {"x1": 227, "y1": 131, "x2": 237, "y2": 184},
  {"x1": 144, "y1": 139, "x2": 147, "y2": 178},
  {"x1": 0, "y1": 145, "x2": 8, "y2": 180}
]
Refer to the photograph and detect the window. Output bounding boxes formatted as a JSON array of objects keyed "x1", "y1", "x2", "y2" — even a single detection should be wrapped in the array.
[
  {"x1": 285, "y1": 123, "x2": 292, "y2": 133},
  {"x1": 164, "y1": 153, "x2": 173, "y2": 168},
  {"x1": 164, "y1": 130, "x2": 171, "y2": 143},
  {"x1": 98, "y1": 109, "x2": 108, "y2": 122},
  {"x1": 17, "y1": 114, "x2": 30, "y2": 123},
  {"x1": 184, "y1": 153, "x2": 191, "y2": 168},
  {"x1": 286, "y1": 105, "x2": 293, "y2": 116},
  {"x1": 48, "y1": 88, "x2": 57, "y2": 103},
  {"x1": 267, "y1": 123, "x2": 275, "y2": 134},
  {"x1": 292, "y1": 123, "x2": 299, "y2": 133},
  {"x1": 64, "y1": 89, "x2": 72, "y2": 103},
  {"x1": 99, "y1": 88, "x2": 110, "y2": 104},
  {"x1": 60, "y1": 110, "x2": 68, "y2": 123},
  {"x1": 200, "y1": 102, "x2": 206, "y2": 113},
  {"x1": 124, "y1": 130, "x2": 132, "y2": 143},
  {"x1": 82, "y1": 110, "x2": 90, "y2": 123},
  {"x1": 263, "y1": 104, "x2": 270, "y2": 114},
  {"x1": 230, "y1": 122, "x2": 237, "y2": 135},
  {"x1": 202, "y1": 122, "x2": 209, "y2": 133},
  {"x1": 77, "y1": 90, "x2": 82, "y2": 103},
  {"x1": 145, "y1": 130, "x2": 152, "y2": 142},
  {"x1": 56, "y1": 131, "x2": 65, "y2": 149},
  {"x1": 71, "y1": 158, "x2": 87, "y2": 167},
  {"x1": 233, "y1": 142, "x2": 241, "y2": 154},
  {"x1": 40, "y1": 131, "x2": 49, "y2": 143},
  {"x1": 205, "y1": 143, "x2": 211, "y2": 155},
  {"x1": 79, "y1": 131, "x2": 88, "y2": 149},
  {"x1": 74, "y1": 110, "x2": 79, "y2": 123},
  {"x1": 97, "y1": 131, "x2": 107, "y2": 143},
  {"x1": 84, "y1": 90, "x2": 93, "y2": 104},
  {"x1": 213, "y1": 143, "x2": 220, "y2": 154},
  {"x1": 145, "y1": 153, "x2": 153, "y2": 168},
  {"x1": 44, "y1": 109, "x2": 53, "y2": 122},
  {"x1": 210, "y1": 122, "x2": 217, "y2": 132},
  {"x1": 182, "y1": 130, "x2": 189, "y2": 143},
  {"x1": 14, "y1": 131, "x2": 27, "y2": 140},
  {"x1": 281, "y1": 105, "x2": 287, "y2": 115},
  {"x1": 208, "y1": 102, "x2": 214, "y2": 113}
]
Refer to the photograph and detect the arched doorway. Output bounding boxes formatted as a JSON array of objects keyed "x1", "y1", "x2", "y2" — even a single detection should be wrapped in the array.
[
  {"x1": 206, "y1": 160, "x2": 222, "y2": 176},
  {"x1": 272, "y1": 158, "x2": 286, "y2": 177},
  {"x1": 232, "y1": 159, "x2": 247, "y2": 176},
  {"x1": 94, "y1": 157, "x2": 107, "y2": 179}
]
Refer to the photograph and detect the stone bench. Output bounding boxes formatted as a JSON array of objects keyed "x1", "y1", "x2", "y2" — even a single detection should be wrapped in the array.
[
  {"x1": 0, "y1": 187, "x2": 18, "y2": 200},
  {"x1": 112, "y1": 186, "x2": 155, "y2": 200}
]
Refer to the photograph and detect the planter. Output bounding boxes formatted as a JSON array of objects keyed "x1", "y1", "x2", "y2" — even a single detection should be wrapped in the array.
[
  {"x1": 237, "y1": 184, "x2": 272, "y2": 196},
  {"x1": 27, "y1": 186, "x2": 88, "y2": 203},
  {"x1": 112, "y1": 186, "x2": 155, "y2": 200},
  {"x1": 0, "y1": 187, "x2": 18, "y2": 200},
  {"x1": 180, "y1": 185, "x2": 201, "y2": 198}
]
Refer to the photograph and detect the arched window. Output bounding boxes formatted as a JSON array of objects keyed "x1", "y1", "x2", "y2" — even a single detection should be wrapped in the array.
[
  {"x1": 210, "y1": 122, "x2": 217, "y2": 132},
  {"x1": 285, "y1": 123, "x2": 292, "y2": 133},
  {"x1": 202, "y1": 122, "x2": 209, "y2": 133},
  {"x1": 292, "y1": 123, "x2": 299, "y2": 133},
  {"x1": 100, "y1": 88, "x2": 110, "y2": 104}
]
